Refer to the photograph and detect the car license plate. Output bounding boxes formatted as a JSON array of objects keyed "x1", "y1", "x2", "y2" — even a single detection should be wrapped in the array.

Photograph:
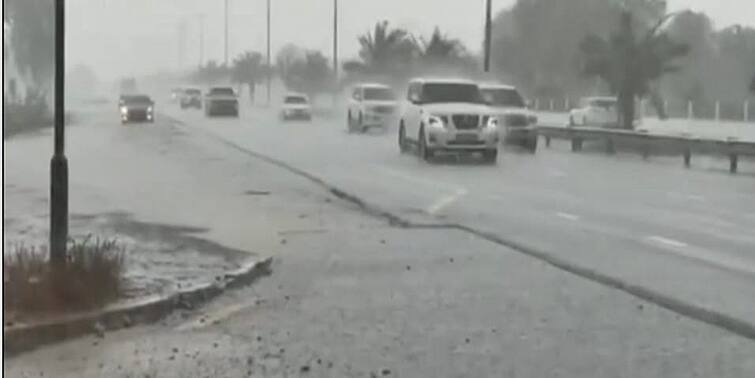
[{"x1": 455, "y1": 133, "x2": 479, "y2": 142}]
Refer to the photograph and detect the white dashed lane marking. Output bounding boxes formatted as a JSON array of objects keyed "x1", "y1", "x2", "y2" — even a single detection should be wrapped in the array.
[
  {"x1": 646, "y1": 235, "x2": 688, "y2": 249},
  {"x1": 555, "y1": 212, "x2": 580, "y2": 221}
]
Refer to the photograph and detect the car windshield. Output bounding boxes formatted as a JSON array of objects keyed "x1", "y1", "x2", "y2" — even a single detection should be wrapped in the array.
[
  {"x1": 363, "y1": 87, "x2": 395, "y2": 100},
  {"x1": 6, "y1": 1, "x2": 755, "y2": 376},
  {"x1": 284, "y1": 96, "x2": 308, "y2": 104},
  {"x1": 590, "y1": 98, "x2": 617, "y2": 108},
  {"x1": 121, "y1": 95, "x2": 152, "y2": 104},
  {"x1": 480, "y1": 88, "x2": 526, "y2": 107},
  {"x1": 421, "y1": 83, "x2": 484, "y2": 104},
  {"x1": 209, "y1": 88, "x2": 235, "y2": 96}
]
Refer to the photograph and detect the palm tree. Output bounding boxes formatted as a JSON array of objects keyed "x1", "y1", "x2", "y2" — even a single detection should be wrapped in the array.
[
  {"x1": 416, "y1": 27, "x2": 465, "y2": 61},
  {"x1": 580, "y1": 11, "x2": 688, "y2": 129},
  {"x1": 353, "y1": 21, "x2": 416, "y2": 76},
  {"x1": 231, "y1": 51, "x2": 265, "y2": 104},
  {"x1": 283, "y1": 50, "x2": 332, "y2": 97}
]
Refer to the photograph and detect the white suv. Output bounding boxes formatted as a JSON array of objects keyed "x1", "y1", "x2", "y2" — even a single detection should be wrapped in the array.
[
  {"x1": 398, "y1": 78, "x2": 499, "y2": 163},
  {"x1": 347, "y1": 83, "x2": 398, "y2": 133},
  {"x1": 479, "y1": 83, "x2": 539, "y2": 152}
]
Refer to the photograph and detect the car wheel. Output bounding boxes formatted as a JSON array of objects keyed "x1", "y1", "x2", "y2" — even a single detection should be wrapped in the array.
[
  {"x1": 526, "y1": 137, "x2": 538, "y2": 153},
  {"x1": 418, "y1": 127, "x2": 433, "y2": 162},
  {"x1": 483, "y1": 149, "x2": 498, "y2": 164},
  {"x1": 398, "y1": 123, "x2": 409, "y2": 153},
  {"x1": 347, "y1": 112, "x2": 354, "y2": 132}
]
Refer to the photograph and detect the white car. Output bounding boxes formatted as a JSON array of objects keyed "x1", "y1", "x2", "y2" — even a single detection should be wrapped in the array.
[
  {"x1": 280, "y1": 93, "x2": 312, "y2": 121},
  {"x1": 569, "y1": 96, "x2": 620, "y2": 128},
  {"x1": 479, "y1": 83, "x2": 539, "y2": 152},
  {"x1": 398, "y1": 78, "x2": 500, "y2": 163},
  {"x1": 346, "y1": 83, "x2": 398, "y2": 132}
]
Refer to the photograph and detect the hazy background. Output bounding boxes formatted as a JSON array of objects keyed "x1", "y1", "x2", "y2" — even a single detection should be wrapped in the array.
[{"x1": 67, "y1": 0, "x2": 754, "y2": 80}]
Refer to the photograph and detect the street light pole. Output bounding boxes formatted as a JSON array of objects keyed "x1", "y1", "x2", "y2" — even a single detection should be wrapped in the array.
[
  {"x1": 50, "y1": 0, "x2": 68, "y2": 267},
  {"x1": 199, "y1": 14, "x2": 205, "y2": 68},
  {"x1": 224, "y1": 0, "x2": 229, "y2": 67},
  {"x1": 483, "y1": 0, "x2": 492, "y2": 72},
  {"x1": 333, "y1": 0, "x2": 338, "y2": 77},
  {"x1": 266, "y1": 0, "x2": 271, "y2": 106},
  {"x1": 333, "y1": 0, "x2": 338, "y2": 105}
]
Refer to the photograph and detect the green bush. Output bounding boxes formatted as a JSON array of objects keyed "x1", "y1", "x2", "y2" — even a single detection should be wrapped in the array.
[{"x1": 4, "y1": 236, "x2": 126, "y2": 316}]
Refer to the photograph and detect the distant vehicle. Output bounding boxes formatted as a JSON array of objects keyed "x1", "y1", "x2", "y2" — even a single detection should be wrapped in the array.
[
  {"x1": 479, "y1": 83, "x2": 539, "y2": 152},
  {"x1": 170, "y1": 87, "x2": 184, "y2": 102},
  {"x1": 569, "y1": 97, "x2": 620, "y2": 128},
  {"x1": 398, "y1": 78, "x2": 499, "y2": 164},
  {"x1": 204, "y1": 87, "x2": 239, "y2": 117},
  {"x1": 180, "y1": 88, "x2": 202, "y2": 110},
  {"x1": 346, "y1": 83, "x2": 398, "y2": 133},
  {"x1": 279, "y1": 93, "x2": 312, "y2": 121},
  {"x1": 119, "y1": 94, "x2": 154, "y2": 124}
]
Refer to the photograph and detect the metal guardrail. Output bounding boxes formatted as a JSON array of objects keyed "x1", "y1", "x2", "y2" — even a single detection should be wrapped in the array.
[{"x1": 538, "y1": 125, "x2": 755, "y2": 174}]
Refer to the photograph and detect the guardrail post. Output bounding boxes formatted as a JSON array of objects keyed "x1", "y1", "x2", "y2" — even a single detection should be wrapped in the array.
[
  {"x1": 729, "y1": 154, "x2": 738, "y2": 174},
  {"x1": 745, "y1": 101, "x2": 750, "y2": 122},
  {"x1": 687, "y1": 101, "x2": 694, "y2": 120},
  {"x1": 683, "y1": 147, "x2": 691, "y2": 168},
  {"x1": 639, "y1": 130, "x2": 650, "y2": 160},
  {"x1": 571, "y1": 137, "x2": 583, "y2": 152},
  {"x1": 715, "y1": 101, "x2": 720, "y2": 121},
  {"x1": 605, "y1": 137, "x2": 615, "y2": 155},
  {"x1": 545, "y1": 136, "x2": 551, "y2": 147}
]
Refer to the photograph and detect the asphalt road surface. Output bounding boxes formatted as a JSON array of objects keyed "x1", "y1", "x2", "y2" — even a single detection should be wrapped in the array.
[
  {"x1": 5, "y1": 101, "x2": 755, "y2": 377},
  {"x1": 162, "y1": 103, "x2": 755, "y2": 324}
]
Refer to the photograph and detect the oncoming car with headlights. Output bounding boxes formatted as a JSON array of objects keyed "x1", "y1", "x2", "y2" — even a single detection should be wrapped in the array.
[
  {"x1": 118, "y1": 94, "x2": 155, "y2": 124},
  {"x1": 479, "y1": 83, "x2": 539, "y2": 152},
  {"x1": 279, "y1": 93, "x2": 312, "y2": 121},
  {"x1": 347, "y1": 83, "x2": 398, "y2": 133},
  {"x1": 398, "y1": 78, "x2": 499, "y2": 163}
]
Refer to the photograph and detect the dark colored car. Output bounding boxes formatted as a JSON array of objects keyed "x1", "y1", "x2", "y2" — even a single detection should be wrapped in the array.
[
  {"x1": 204, "y1": 87, "x2": 239, "y2": 117},
  {"x1": 180, "y1": 88, "x2": 203, "y2": 110},
  {"x1": 119, "y1": 94, "x2": 155, "y2": 124}
]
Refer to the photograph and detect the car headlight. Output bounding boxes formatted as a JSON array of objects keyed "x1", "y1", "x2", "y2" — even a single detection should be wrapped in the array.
[
  {"x1": 120, "y1": 106, "x2": 128, "y2": 115},
  {"x1": 427, "y1": 115, "x2": 448, "y2": 129},
  {"x1": 485, "y1": 115, "x2": 499, "y2": 130},
  {"x1": 147, "y1": 106, "x2": 154, "y2": 113}
]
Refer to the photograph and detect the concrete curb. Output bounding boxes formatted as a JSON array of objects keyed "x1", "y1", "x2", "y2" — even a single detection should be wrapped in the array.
[
  {"x1": 3, "y1": 257, "x2": 273, "y2": 356},
  {"x1": 186, "y1": 125, "x2": 755, "y2": 342}
]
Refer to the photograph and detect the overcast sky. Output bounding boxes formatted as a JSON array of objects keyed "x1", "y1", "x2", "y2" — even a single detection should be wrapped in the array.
[{"x1": 68, "y1": 0, "x2": 755, "y2": 80}]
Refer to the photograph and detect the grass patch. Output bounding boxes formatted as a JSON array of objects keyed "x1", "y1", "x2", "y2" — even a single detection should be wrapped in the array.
[{"x1": 3, "y1": 236, "x2": 126, "y2": 318}]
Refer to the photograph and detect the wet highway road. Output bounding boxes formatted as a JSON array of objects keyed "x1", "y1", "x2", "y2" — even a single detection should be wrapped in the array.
[
  {"x1": 5, "y1": 102, "x2": 755, "y2": 377},
  {"x1": 163, "y1": 104, "x2": 755, "y2": 327}
]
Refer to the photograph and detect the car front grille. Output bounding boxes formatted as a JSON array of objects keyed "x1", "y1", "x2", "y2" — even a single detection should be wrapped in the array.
[
  {"x1": 452, "y1": 114, "x2": 480, "y2": 130},
  {"x1": 128, "y1": 110, "x2": 147, "y2": 119},
  {"x1": 374, "y1": 106, "x2": 395, "y2": 114},
  {"x1": 504, "y1": 114, "x2": 529, "y2": 127}
]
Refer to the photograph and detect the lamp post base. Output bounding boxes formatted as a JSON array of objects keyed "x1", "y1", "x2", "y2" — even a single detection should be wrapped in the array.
[{"x1": 50, "y1": 154, "x2": 69, "y2": 267}]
